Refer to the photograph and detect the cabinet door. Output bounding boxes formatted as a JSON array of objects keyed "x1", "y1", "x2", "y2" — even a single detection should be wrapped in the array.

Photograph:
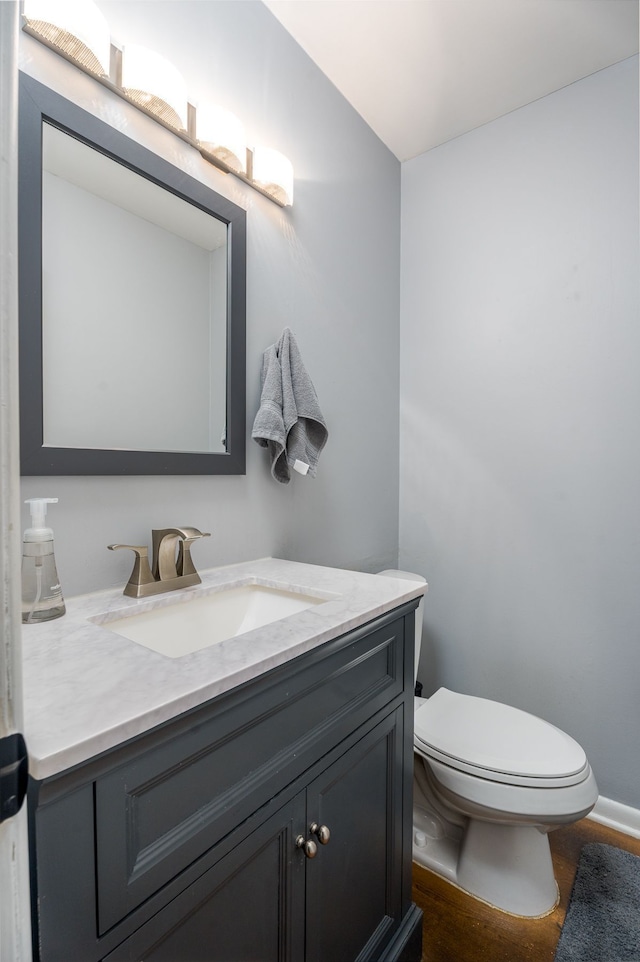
[
  {"x1": 103, "y1": 795, "x2": 306, "y2": 962},
  {"x1": 304, "y1": 709, "x2": 405, "y2": 962}
]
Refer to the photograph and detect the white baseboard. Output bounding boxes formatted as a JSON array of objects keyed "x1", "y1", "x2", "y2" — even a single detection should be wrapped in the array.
[{"x1": 588, "y1": 795, "x2": 640, "y2": 840}]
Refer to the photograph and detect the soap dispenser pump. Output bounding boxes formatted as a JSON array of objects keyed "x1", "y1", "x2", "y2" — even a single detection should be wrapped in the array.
[{"x1": 22, "y1": 498, "x2": 66, "y2": 624}]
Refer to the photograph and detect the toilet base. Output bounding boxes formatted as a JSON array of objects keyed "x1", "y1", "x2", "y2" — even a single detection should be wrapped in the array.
[
  {"x1": 413, "y1": 761, "x2": 560, "y2": 917},
  {"x1": 459, "y1": 820, "x2": 558, "y2": 916},
  {"x1": 413, "y1": 812, "x2": 559, "y2": 917}
]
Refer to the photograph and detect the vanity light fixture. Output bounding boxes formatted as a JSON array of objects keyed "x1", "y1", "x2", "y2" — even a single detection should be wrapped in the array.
[
  {"x1": 251, "y1": 147, "x2": 294, "y2": 208},
  {"x1": 22, "y1": 0, "x2": 111, "y2": 78},
  {"x1": 121, "y1": 44, "x2": 188, "y2": 132},
  {"x1": 197, "y1": 105, "x2": 247, "y2": 176},
  {"x1": 21, "y1": 6, "x2": 294, "y2": 206}
]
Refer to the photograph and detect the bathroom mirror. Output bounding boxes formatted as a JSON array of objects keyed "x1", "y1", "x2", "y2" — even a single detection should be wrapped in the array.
[{"x1": 19, "y1": 74, "x2": 246, "y2": 475}]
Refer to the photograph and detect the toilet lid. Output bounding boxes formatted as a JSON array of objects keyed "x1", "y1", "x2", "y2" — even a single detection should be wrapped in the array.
[{"x1": 414, "y1": 688, "x2": 587, "y2": 779}]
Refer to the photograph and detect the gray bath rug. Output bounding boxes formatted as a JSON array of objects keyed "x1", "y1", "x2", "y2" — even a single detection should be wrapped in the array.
[{"x1": 554, "y1": 843, "x2": 640, "y2": 961}]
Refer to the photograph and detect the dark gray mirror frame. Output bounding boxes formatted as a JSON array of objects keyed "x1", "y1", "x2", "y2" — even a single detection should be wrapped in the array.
[{"x1": 19, "y1": 73, "x2": 246, "y2": 476}]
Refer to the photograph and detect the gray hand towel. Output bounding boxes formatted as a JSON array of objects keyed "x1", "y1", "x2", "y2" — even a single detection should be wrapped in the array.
[
  {"x1": 252, "y1": 328, "x2": 328, "y2": 484},
  {"x1": 251, "y1": 343, "x2": 289, "y2": 483}
]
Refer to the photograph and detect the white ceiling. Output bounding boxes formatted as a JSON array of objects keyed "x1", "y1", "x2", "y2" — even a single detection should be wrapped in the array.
[{"x1": 263, "y1": 0, "x2": 639, "y2": 161}]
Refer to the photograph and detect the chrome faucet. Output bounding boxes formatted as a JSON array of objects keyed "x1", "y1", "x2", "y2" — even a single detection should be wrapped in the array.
[{"x1": 108, "y1": 527, "x2": 210, "y2": 598}]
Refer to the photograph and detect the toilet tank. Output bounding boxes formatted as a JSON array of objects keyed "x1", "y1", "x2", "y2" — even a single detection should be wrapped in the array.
[{"x1": 377, "y1": 570, "x2": 425, "y2": 685}]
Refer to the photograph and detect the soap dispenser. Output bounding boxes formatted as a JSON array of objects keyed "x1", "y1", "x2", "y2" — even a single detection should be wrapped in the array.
[{"x1": 21, "y1": 498, "x2": 66, "y2": 624}]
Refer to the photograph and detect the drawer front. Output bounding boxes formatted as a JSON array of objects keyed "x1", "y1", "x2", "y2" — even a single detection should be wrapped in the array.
[{"x1": 95, "y1": 614, "x2": 406, "y2": 932}]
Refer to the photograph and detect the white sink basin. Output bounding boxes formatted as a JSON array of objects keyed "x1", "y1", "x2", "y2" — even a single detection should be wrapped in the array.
[{"x1": 100, "y1": 582, "x2": 333, "y2": 658}]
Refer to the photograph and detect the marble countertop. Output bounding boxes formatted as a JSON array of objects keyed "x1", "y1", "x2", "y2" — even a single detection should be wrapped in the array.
[{"x1": 21, "y1": 558, "x2": 426, "y2": 781}]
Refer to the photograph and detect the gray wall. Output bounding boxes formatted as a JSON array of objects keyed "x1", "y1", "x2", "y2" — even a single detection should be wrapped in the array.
[
  {"x1": 399, "y1": 56, "x2": 639, "y2": 806},
  {"x1": 19, "y1": 1, "x2": 401, "y2": 595}
]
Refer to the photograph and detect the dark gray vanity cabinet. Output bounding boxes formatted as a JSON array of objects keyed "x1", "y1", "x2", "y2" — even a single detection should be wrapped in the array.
[{"x1": 28, "y1": 603, "x2": 422, "y2": 962}]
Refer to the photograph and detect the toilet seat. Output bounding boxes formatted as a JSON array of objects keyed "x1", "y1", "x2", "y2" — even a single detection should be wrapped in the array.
[{"x1": 414, "y1": 688, "x2": 588, "y2": 788}]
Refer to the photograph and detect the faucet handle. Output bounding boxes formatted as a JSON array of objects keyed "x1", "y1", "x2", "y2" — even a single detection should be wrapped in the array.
[
  {"x1": 107, "y1": 544, "x2": 155, "y2": 598},
  {"x1": 177, "y1": 529, "x2": 211, "y2": 578},
  {"x1": 173, "y1": 526, "x2": 210, "y2": 542}
]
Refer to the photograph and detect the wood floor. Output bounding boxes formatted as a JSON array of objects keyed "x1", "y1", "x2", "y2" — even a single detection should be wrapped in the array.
[{"x1": 412, "y1": 817, "x2": 640, "y2": 962}]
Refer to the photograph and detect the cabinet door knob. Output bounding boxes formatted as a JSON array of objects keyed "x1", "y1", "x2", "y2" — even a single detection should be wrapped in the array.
[
  {"x1": 309, "y1": 822, "x2": 331, "y2": 845},
  {"x1": 295, "y1": 834, "x2": 318, "y2": 858}
]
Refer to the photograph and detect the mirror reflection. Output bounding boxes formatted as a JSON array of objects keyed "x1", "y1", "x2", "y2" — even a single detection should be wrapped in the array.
[{"x1": 42, "y1": 124, "x2": 228, "y2": 454}]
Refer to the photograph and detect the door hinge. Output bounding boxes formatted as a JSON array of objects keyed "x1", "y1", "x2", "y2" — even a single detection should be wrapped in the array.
[{"x1": 0, "y1": 733, "x2": 28, "y2": 824}]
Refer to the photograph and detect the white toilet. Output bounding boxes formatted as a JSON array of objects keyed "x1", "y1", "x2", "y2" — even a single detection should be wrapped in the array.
[{"x1": 379, "y1": 570, "x2": 598, "y2": 917}]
